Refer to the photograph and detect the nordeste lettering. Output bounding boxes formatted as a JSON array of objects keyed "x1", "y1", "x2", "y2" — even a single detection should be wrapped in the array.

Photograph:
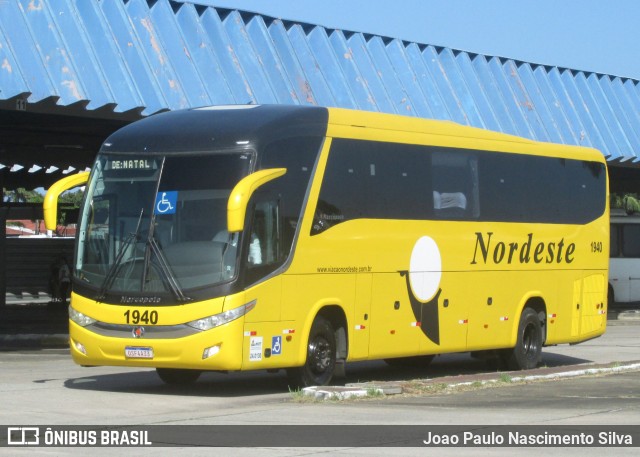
[{"x1": 471, "y1": 232, "x2": 576, "y2": 265}]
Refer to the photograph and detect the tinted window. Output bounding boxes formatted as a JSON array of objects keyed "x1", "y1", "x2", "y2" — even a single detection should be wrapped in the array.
[
  {"x1": 610, "y1": 224, "x2": 620, "y2": 258},
  {"x1": 313, "y1": 139, "x2": 606, "y2": 234},
  {"x1": 432, "y1": 151, "x2": 479, "y2": 220},
  {"x1": 245, "y1": 136, "x2": 322, "y2": 284},
  {"x1": 477, "y1": 154, "x2": 606, "y2": 224},
  {"x1": 259, "y1": 136, "x2": 322, "y2": 250},
  {"x1": 313, "y1": 139, "x2": 431, "y2": 233},
  {"x1": 622, "y1": 225, "x2": 640, "y2": 258}
]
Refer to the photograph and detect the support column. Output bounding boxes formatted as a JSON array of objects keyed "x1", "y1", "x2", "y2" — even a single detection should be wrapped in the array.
[{"x1": 0, "y1": 203, "x2": 6, "y2": 308}]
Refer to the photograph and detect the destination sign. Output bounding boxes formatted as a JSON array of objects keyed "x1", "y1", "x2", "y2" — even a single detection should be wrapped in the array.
[{"x1": 107, "y1": 159, "x2": 156, "y2": 170}]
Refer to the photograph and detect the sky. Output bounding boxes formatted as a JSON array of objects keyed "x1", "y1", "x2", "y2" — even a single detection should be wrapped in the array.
[{"x1": 204, "y1": 0, "x2": 640, "y2": 80}]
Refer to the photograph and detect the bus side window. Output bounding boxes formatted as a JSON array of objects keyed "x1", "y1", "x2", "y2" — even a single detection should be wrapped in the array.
[
  {"x1": 431, "y1": 151, "x2": 478, "y2": 220},
  {"x1": 244, "y1": 197, "x2": 284, "y2": 285},
  {"x1": 260, "y1": 136, "x2": 322, "y2": 251},
  {"x1": 622, "y1": 225, "x2": 640, "y2": 258},
  {"x1": 313, "y1": 138, "x2": 433, "y2": 234},
  {"x1": 247, "y1": 199, "x2": 280, "y2": 264},
  {"x1": 312, "y1": 199, "x2": 344, "y2": 235},
  {"x1": 610, "y1": 224, "x2": 620, "y2": 258}
]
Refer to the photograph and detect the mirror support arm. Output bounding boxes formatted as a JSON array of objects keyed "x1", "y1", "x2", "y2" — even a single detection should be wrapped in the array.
[
  {"x1": 43, "y1": 172, "x2": 90, "y2": 231},
  {"x1": 227, "y1": 168, "x2": 286, "y2": 232}
]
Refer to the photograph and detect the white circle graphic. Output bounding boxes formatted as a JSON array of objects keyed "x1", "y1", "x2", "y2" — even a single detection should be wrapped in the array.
[{"x1": 409, "y1": 236, "x2": 442, "y2": 302}]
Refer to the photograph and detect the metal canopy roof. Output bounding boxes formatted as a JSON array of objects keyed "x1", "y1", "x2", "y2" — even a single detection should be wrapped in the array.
[
  {"x1": 0, "y1": 108, "x2": 130, "y2": 189},
  {"x1": 1, "y1": 0, "x2": 640, "y2": 188}
]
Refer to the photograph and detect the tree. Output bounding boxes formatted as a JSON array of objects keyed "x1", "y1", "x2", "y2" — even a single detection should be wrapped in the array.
[
  {"x1": 2, "y1": 187, "x2": 44, "y2": 203},
  {"x1": 623, "y1": 194, "x2": 640, "y2": 214},
  {"x1": 611, "y1": 193, "x2": 640, "y2": 215},
  {"x1": 59, "y1": 189, "x2": 84, "y2": 207},
  {"x1": 56, "y1": 189, "x2": 84, "y2": 228}
]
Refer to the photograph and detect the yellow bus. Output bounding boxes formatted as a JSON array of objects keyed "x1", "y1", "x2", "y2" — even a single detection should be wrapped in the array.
[{"x1": 44, "y1": 105, "x2": 609, "y2": 387}]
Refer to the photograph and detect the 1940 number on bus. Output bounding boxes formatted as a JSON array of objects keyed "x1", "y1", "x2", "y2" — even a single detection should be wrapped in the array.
[
  {"x1": 591, "y1": 241, "x2": 603, "y2": 253},
  {"x1": 124, "y1": 310, "x2": 159, "y2": 325}
]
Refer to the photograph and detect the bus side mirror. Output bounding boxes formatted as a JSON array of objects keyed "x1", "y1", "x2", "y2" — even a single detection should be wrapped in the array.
[
  {"x1": 43, "y1": 172, "x2": 90, "y2": 231},
  {"x1": 227, "y1": 168, "x2": 286, "y2": 233}
]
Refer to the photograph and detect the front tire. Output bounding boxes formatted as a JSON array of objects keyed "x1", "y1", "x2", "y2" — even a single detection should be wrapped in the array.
[
  {"x1": 287, "y1": 316, "x2": 336, "y2": 388},
  {"x1": 156, "y1": 368, "x2": 202, "y2": 385},
  {"x1": 504, "y1": 307, "x2": 543, "y2": 370}
]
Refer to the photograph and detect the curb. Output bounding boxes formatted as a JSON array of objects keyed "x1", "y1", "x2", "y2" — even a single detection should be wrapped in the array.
[
  {"x1": 302, "y1": 384, "x2": 403, "y2": 400},
  {"x1": 302, "y1": 361, "x2": 640, "y2": 401}
]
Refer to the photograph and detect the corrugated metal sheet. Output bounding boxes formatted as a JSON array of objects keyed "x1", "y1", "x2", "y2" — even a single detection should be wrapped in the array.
[{"x1": 1, "y1": 0, "x2": 639, "y2": 162}]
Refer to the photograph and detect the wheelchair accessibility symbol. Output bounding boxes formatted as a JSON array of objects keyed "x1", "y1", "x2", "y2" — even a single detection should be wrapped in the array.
[
  {"x1": 155, "y1": 191, "x2": 177, "y2": 215},
  {"x1": 271, "y1": 336, "x2": 282, "y2": 355}
]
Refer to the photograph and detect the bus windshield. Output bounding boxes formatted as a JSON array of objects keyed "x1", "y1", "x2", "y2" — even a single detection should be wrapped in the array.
[{"x1": 76, "y1": 152, "x2": 253, "y2": 299}]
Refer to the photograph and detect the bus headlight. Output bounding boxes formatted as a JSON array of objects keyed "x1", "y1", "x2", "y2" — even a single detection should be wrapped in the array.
[
  {"x1": 68, "y1": 306, "x2": 97, "y2": 327},
  {"x1": 186, "y1": 300, "x2": 256, "y2": 331}
]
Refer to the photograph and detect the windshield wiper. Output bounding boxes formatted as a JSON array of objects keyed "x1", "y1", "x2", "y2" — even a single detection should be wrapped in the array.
[
  {"x1": 147, "y1": 237, "x2": 191, "y2": 302},
  {"x1": 96, "y1": 208, "x2": 144, "y2": 301},
  {"x1": 142, "y1": 213, "x2": 191, "y2": 302}
]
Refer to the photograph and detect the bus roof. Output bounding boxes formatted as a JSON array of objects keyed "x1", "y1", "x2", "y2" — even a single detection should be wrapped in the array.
[
  {"x1": 101, "y1": 104, "x2": 328, "y2": 155},
  {"x1": 100, "y1": 104, "x2": 605, "y2": 164},
  {"x1": 326, "y1": 107, "x2": 605, "y2": 163}
]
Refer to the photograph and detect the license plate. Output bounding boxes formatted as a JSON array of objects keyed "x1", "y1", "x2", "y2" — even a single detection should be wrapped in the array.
[{"x1": 125, "y1": 346, "x2": 154, "y2": 359}]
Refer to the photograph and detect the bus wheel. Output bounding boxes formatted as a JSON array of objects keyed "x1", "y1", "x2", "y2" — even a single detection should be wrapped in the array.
[
  {"x1": 504, "y1": 307, "x2": 542, "y2": 370},
  {"x1": 156, "y1": 368, "x2": 202, "y2": 385},
  {"x1": 287, "y1": 316, "x2": 336, "y2": 388},
  {"x1": 384, "y1": 355, "x2": 434, "y2": 368},
  {"x1": 608, "y1": 285, "x2": 614, "y2": 307}
]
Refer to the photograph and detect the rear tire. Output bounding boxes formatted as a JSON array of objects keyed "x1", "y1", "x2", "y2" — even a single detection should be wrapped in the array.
[
  {"x1": 287, "y1": 316, "x2": 336, "y2": 388},
  {"x1": 156, "y1": 368, "x2": 202, "y2": 385},
  {"x1": 504, "y1": 307, "x2": 543, "y2": 370},
  {"x1": 608, "y1": 285, "x2": 614, "y2": 307}
]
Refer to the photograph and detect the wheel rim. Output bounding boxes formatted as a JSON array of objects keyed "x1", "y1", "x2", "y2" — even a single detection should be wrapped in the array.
[
  {"x1": 522, "y1": 322, "x2": 540, "y2": 357},
  {"x1": 308, "y1": 336, "x2": 332, "y2": 375}
]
